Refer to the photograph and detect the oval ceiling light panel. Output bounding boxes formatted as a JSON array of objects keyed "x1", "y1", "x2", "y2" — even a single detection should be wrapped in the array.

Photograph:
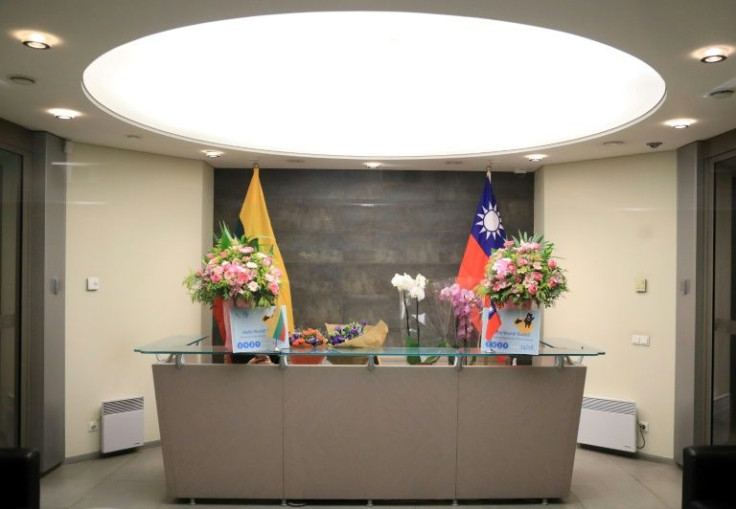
[{"x1": 82, "y1": 11, "x2": 666, "y2": 159}]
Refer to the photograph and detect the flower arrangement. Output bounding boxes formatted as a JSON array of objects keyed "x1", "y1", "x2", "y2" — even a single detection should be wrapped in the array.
[
  {"x1": 391, "y1": 272, "x2": 427, "y2": 345},
  {"x1": 184, "y1": 223, "x2": 282, "y2": 307},
  {"x1": 289, "y1": 328, "x2": 327, "y2": 347},
  {"x1": 327, "y1": 321, "x2": 367, "y2": 345},
  {"x1": 476, "y1": 233, "x2": 567, "y2": 308},
  {"x1": 439, "y1": 283, "x2": 482, "y2": 346}
]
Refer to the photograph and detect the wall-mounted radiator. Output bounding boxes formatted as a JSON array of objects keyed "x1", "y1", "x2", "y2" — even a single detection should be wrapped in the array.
[
  {"x1": 577, "y1": 396, "x2": 637, "y2": 453},
  {"x1": 101, "y1": 396, "x2": 144, "y2": 454}
]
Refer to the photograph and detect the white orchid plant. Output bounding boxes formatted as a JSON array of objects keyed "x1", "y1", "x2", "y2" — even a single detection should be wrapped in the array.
[{"x1": 391, "y1": 273, "x2": 427, "y2": 345}]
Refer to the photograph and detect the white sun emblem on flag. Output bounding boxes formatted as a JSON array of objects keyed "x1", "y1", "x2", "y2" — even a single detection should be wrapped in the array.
[{"x1": 476, "y1": 202, "x2": 504, "y2": 240}]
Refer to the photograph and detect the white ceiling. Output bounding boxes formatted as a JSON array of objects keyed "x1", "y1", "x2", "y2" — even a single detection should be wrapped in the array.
[{"x1": 1, "y1": 0, "x2": 735, "y2": 172}]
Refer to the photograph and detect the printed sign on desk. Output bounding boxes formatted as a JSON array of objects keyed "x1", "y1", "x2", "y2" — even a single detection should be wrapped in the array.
[
  {"x1": 229, "y1": 306, "x2": 276, "y2": 353},
  {"x1": 481, "y1": 307, "x2": 540, "y2": 355}
]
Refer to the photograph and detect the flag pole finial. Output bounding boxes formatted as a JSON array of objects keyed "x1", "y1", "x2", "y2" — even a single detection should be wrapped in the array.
[{"x1": 486, "y1": 164, "x2": 492, "y2": 181}]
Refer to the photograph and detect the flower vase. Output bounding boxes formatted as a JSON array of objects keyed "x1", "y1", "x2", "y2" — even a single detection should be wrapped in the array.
[
  {"x1": 289, "y1": 347, "x2": 326, "y2": 365},
  {"x1": 223, "y1": 299, "x2": 276, "y2": 353}
]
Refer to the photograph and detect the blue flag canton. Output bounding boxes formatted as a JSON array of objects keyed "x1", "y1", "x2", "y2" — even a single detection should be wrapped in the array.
[{"x1": 470, "y1": 177, "x2": 506, "y2": 256}]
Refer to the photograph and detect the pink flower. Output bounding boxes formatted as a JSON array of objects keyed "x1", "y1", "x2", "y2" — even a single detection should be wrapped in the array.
[
  {"x1": 532, "y1": 272, "x2": 543, "y2": 281},
  {"x1": 518, "y1": 258, "x2": 528, "y2": 266},
  {"x1": 549, "y1": 279, "x2": 558, "y2": 288},
  {"x1": 548, "y1": 259, "x2": 557, "y2": 269},
  {"x1": 528, "y1": 284, "x2": 538, "y2": 295},
  {"x1": 269, "y1": 282, "x2": 279, "y2": 295},
  {"x1": 504, "y1": 240, "x2": 515, "y2": 248}
]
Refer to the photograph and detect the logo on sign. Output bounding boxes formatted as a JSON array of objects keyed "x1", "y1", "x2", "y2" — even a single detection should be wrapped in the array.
[
  {"x1": 513, "y1": 312, "x2": 537, "y2": 334},
  {"x1": 236, "y1": 340, "x2": 262, "y2": 349},
  {"x1": 485, "y1": 340, "x2": 509, "y2": 350}
]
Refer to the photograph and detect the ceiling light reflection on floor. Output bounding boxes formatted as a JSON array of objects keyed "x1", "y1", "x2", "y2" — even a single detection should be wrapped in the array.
[{"x1": 82, "y1": 11, "x2": 666, "y2": 159}]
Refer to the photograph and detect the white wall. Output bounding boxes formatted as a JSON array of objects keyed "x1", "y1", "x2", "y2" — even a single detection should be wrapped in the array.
[
  {"x1": 535, "y1": 151, "x2": 677, "y2": 459},
  {"x1": 65, "y1": 144, "x2": 213, "y2": 457}
]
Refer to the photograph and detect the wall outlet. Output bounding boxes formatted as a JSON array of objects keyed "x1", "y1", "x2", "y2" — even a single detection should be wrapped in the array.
[
  {"x1": 639, "y1": 421, "x2": 649, "y2": 432},
  {"x1": 88, "y1": 420, "x2": 99, "y2": 433},
  {"x1": 631, "y1": 334, "x2": 650, "y2": 346}
]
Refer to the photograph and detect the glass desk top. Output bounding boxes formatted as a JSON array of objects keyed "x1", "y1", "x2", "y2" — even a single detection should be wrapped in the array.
[{"x1": 135, "y1": 335, "x2": 605, "y2": 358}]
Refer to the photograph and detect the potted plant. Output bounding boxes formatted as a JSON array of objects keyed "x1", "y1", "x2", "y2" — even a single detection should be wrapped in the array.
[
  {"x1": 184, "y1": 223, "x2": 282, "y2": 353},
  {"x1": 475, "y1": 233, "x2": 568, "y2": 355}
]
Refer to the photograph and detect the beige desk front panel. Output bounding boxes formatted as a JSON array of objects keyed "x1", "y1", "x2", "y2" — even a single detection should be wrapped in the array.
[
  {"x1": 456, "y1": 366, "x2": 586, "y2": 499},
  {"x1": 283, "y1": 364, "x2": 458, "y2": 499},
  {"x1": 153, "y1": 363, "x2": 284, "y2": 500}
]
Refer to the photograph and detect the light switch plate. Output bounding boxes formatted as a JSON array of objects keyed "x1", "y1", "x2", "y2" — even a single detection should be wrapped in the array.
[
  {"x1": 635, "y1": 278, "x2": 647, "y2": 293},
  {"x1": 86, "y1": 277, "x2": 100, "y2": 291}
]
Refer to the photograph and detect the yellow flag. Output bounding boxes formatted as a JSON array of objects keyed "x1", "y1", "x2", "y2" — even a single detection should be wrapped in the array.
[{"x1": 239, "y1": 167, "x2": 293, "y2": 335}]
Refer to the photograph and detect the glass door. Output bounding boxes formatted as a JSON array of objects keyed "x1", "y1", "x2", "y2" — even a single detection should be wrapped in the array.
[
  {"x1": 0, "y1": 148, "x2": 22, "y2": 447},
  {"x1": 713, "y1": 155, "x2": 736, "y2": 445}
]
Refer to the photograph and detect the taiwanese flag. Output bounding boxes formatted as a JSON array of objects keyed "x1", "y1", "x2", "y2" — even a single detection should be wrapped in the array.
[{"x1": 457, "y1": 172, "x2": 506, "y2": 340}]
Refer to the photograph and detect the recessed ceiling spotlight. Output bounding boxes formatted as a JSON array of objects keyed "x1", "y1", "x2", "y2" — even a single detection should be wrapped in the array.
[
  {"x1": 526, "y1": 154, "x2": 547, "y2": 162},
  {"x1": 126, "y1": 134, "x2": 142, "y2": 139},
  {"x1": 363, "y1": 161, "x2": 382, "y2": 169},
  {"x1": 692, "y1": 45, "x2": 734, "y2": 63},
  {"x1": 286, "y1": 158, "x2": 305, "y2": 163},
  {"x1": 8, "y1": 75, "x2": 37, "y2": 86},
  {"x1": 513, "y1": 169, "x2": 528, "y2": 174},
  {"x1": 603, "y1": 140, "x2": 624, "y2": 146},
  {"x1": 665, "y1": 118, "x2": 695, "y2": 129},
  {"x1": 202, "y1": 150, "x2": 223, "y2": 158},
  {"x1": 445, "y1": 160, "x2": 463, "y2": 165},
  {"x1": 700, "y1": 47, "x2": 727, "y2": 63},
  {"x1": 14, "y1": 30, "x2": 56, "y2": 49},
  {"x1": 23, "y1": 39, "x2": 49, "y2": 50},
  {"x1": 48, "y1": 108, "x2": 79, "y2": 120}
]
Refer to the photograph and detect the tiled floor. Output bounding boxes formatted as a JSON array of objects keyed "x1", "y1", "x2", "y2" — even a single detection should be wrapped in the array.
[{"x1": 40, "y1": 445, "x2": 682, "y2": 509}]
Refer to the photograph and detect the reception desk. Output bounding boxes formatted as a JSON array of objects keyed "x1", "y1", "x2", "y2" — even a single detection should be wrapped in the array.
[{"x1": 136, "y1": 338, "x2": 604, "y2": 504}]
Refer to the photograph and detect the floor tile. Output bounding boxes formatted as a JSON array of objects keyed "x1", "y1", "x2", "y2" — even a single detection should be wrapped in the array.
[
  {"x1": 44, "y1": 452, "x2": 135, "y2": 482},
  {"x1": 69, "y1": 479, "x2": 167, "y2": 509},
  {"x1": 109, "y1": 447, "x2": 166, "y2": 481},
  {"x1": 41, "y1": 478, "x2": 101, "y2": 509},
  {"x1": 39, "y1": 445, "x2": 683, "y2": 509}
]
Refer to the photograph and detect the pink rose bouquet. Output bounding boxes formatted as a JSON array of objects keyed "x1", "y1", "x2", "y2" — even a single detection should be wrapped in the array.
[
  {"x1": 476, "y1": 233, "x2": 567, "y2": 308},
  {"x1": 184, "y1": 223, "x2": 282, "y2": 307}
]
